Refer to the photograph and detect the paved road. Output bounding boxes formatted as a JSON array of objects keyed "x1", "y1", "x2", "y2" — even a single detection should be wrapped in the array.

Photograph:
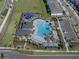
[
  {"x1": 59, "y1": 0, "x2": 79, "y2": 41},
  {"x1": 47, "y1": 0, "x2": 63, "y2": 14},
  {"x1": 57, "y1": 18, "x2": 69, "y2": 51},
  {"x1": 56, "y1": 0, "x2": 79, "y2": 51},
  {"x1": 0, "y1": 50, "x2": 28, "y2": 59},
  {"x1": 4, "y1": 0, "x2": 10, "y2": 9},
  {"x1": 59, "y1": 18, "x2": 78, "y2": 42},
  {"x1": 32, "y1": 56, "x2": 79, "y2": 59},
  {"x1": 60, "y1": 0, "x2": 79, "y2": 25},
  {"x1": 0, "y1": 50, "x2": 79, "y2": 59}
]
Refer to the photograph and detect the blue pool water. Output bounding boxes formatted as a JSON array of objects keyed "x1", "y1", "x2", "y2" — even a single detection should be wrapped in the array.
[
  {"x1": 23, "y1": 13, "x2": 33, "y2": 20},
  {"x1": 33, "y1": 19, "x2": 52, "y2": 37}
]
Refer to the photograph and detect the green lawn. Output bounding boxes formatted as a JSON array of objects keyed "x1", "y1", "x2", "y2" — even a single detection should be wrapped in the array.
[
  {"x1": 0, "y1": 0, "x2": 48, "y2": 47},
  {"x1": 0, "y1": 0, "x2": 3, "y2": 9},
  {"x1": 0, "y1": 0, "x2": 3, "y2": 25}
]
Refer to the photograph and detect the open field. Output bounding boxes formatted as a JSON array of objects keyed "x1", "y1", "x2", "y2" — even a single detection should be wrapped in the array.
[
  {"x1": 0, "y1": 0, "x2": 48, "y2": 47},
  {"x1": 0, "y1": 0, "x2": 3, "y2": 9},
  {"x1": 0, "y1": 0, "x2": 3, "y2": 25}
]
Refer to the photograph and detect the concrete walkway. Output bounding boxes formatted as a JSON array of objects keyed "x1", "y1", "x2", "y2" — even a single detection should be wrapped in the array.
[
  {"x1": 30, "y1": 50, "x2": 79, "y2": 53},
  {"x1": 0, "y1": 47, "x2": 16, "y2": 50}
]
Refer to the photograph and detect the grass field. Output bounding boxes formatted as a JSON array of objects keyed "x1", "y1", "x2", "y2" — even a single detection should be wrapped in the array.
[
  {"x1": 0, "y1": 0, "x2": 3, "y2": 8},
  {"x1": 0, "y1": 0, "x2": 48, "y2": 47},
  {"x1": 0, "y1": 0, "x2": 3, "y2": 25}
]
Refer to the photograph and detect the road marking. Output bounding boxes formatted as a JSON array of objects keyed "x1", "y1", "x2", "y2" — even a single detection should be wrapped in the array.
[
  {"x1": 57, "y1": 18, "x2": 69, "y2": 52},
  {"x1": 66, "y1": 2, "x2": 79, "y2": 20},
  {"x1": 57, "y1": 0, "x2": 69, "y2": 15}
]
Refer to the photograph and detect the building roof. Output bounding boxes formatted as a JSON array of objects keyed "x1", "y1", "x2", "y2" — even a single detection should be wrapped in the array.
[
  {"x1": 16, "y1": 29, "x2": 32, "y2": 36},
  {"x1": 22, "y1": 22, "x2": 33, "y2": 29}
]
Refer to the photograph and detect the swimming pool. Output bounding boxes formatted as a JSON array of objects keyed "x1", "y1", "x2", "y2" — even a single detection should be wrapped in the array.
[{"x1": 33, "y1": 19, "x2": 52, "y2": 37}]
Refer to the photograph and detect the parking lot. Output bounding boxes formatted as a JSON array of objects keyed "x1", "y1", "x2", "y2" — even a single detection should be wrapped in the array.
[
  {"x1": 46, "y1": 0, "x2": 63, "y2": 15},
  {"x1": 59, "y1": 18, "x2": 78, "y2": 43}
]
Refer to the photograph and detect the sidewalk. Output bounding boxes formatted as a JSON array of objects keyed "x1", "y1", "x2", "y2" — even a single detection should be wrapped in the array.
[{"x1": 0, "y1": 47, "x2": 16, "y2": 50}]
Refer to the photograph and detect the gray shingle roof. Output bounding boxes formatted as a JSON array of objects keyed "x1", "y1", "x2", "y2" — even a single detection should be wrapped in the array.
[{"x1": 16, "y1": 29, "x2": 32, "y2": 36}]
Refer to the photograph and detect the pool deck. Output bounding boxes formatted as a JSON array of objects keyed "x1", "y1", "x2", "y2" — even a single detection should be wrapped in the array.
[
  {"x1": 30, "y1": 19, "x2": 60, "y2": 47},
  {"x1": 31, "y1": 34, "x2": 47, "y2": 44}
]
